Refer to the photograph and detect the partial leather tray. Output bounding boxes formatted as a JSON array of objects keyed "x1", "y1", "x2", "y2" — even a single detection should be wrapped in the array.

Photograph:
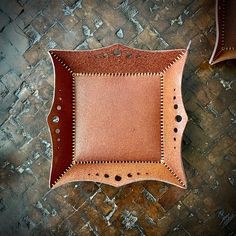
[
  {"x1": 209, "y1": 0, "x2": 236, "y2": 65},
  {"x1": 47, "y1": 44, "x2": 189, "y2": 189}
]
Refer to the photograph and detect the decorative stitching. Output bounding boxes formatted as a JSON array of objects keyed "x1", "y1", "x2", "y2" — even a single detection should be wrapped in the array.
[
  {"x1": 161, "y1": 160, "x2": 186, "y2": 187},
  {"x1": 158, "y1": 50, "x2": 187, "y2": 188},
  {"x1": 221, "y1": 0, "x2": 225, "y2": 48},
  {"x1": 49, "y1": 51, "x2": 76, "y2": 187},
  {"x1": 50, "y1": 51, "x2": 186, "y2": 188},
  {"x1": 52, "y1": 161, "x2": 186, "y2": 188},
  {"x1": 52, "y1": 163, "x2": 74, "y2": 187},
  {"x1": 71, "y1": 75, "x2": 76, "y2": 165},
  {"x1": 160, "y1": 74, "x2": 164, "y2": 161},
  {"x1": 213, "y1": 48, "x2": 224, "y2": 61},
  {"x1": 72, "y1": 71, "x2": 161, "y2": 167},
  {"x1": 72, "y1": 72, "x2": 160, "y2": 77},
  {"x1": 76, "y1": 160, "x2": 162, "y2": 164},
  {"x1": 220, "y1": 0, "x2": 235, "y2": 51},
  {"x1": 160, "y1": 51, "x2": 186, "y2": 75},
  {"x1": 49, "y1": 51, "x2": 74, "y2": 73}
]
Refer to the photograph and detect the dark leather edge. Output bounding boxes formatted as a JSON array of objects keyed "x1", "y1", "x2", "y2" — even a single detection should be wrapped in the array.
[{"x1": 47, "y1": 51, "x2": 74, "y2": 188}]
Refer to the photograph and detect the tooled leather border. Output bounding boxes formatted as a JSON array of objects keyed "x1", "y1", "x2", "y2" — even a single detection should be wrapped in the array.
[{"x1": 48, "y1": 49, "x2": 187, "y2": 188}]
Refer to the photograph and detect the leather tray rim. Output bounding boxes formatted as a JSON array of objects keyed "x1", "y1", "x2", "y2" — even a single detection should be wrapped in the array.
[{"x1": 209, "y1": 0, "x2": 236, "y2": 65}]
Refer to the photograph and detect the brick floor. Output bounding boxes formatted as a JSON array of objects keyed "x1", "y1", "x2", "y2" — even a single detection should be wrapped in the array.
[{"x1": 0, "y1": 0, "x2": 236, "y2": 235}]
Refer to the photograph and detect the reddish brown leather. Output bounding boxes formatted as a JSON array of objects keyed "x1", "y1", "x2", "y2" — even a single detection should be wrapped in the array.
[
  {"x1": 75, "y1": 73, "x2": 161, "y2": 162},
  {"x1": 47, "y1": 56, "x2": 73, "y2": 189},
  {"x1": 209, "y1": 0, "x2": 236, "y2": 65},
  {"x1": 47, "y1": 44, "x2": 188, "y2": 189}
]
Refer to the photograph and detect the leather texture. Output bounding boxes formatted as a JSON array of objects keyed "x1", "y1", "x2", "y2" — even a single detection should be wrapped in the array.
[
  {"x1": 75, "y1": 73, "x2": 161, "y2": 162},
  {"x1": 47, "y1": 43, "x2": 188, "y2": 189},
  {"x1": 209, "y1": 0, "x2": 236, "y2": 65}
]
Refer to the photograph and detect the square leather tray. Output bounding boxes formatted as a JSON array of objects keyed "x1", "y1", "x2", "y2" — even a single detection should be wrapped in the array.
[
  {"x1": 209, "y1": 0, "x2": 236, "y2": 65},
  {"x1": 48, "y1": 44, "x2": 188, "y2": 189}
]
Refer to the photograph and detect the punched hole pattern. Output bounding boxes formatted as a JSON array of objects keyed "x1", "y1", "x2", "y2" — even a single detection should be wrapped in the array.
[
  {"x1": 115, "y1": 175, "x2": 122, "y2": 181},
  {"x1": 174, "y1": 89, "x2": 177, "y2": 150},
  {"x1": 113, "y1": 48, "x2": 121, "y2": 56},
  {"x1": 55, "y1": 128, "x2": 60, "y2": 134},
  {"x1": 52, "y1": 116, "x2": 59, "y2": 123},
  {"x1": 126, "y1": 52, "x2": 132, "y2": 58},
  {"x1": 173, "y1": 88, "x2": 183, "y2": 151},
  {"x1": 86, "y1": 172, "x2": 146, "y2": 181},
  {"x1": 86, "y1": 48, "x2": 146, "y2": 60},
  {"x1": 53, "y1": 100, "x2": 62, "y2": 147},
  {"x1": 176, "y1": 115, "x2": 182, "y2": 122}
]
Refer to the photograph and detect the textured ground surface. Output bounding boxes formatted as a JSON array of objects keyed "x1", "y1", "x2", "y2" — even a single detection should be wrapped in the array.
[{"x1": 0, "y1": 0, "x2": 236, "y2": 235}]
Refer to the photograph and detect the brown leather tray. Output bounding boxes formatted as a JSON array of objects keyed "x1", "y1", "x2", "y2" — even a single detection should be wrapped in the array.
[
  {"x1": 209, "y1": 0, "x2": 236, "y2": 65},
  {"x1": 47, "y1": 44, "x2": 189, "y2": 189}
]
